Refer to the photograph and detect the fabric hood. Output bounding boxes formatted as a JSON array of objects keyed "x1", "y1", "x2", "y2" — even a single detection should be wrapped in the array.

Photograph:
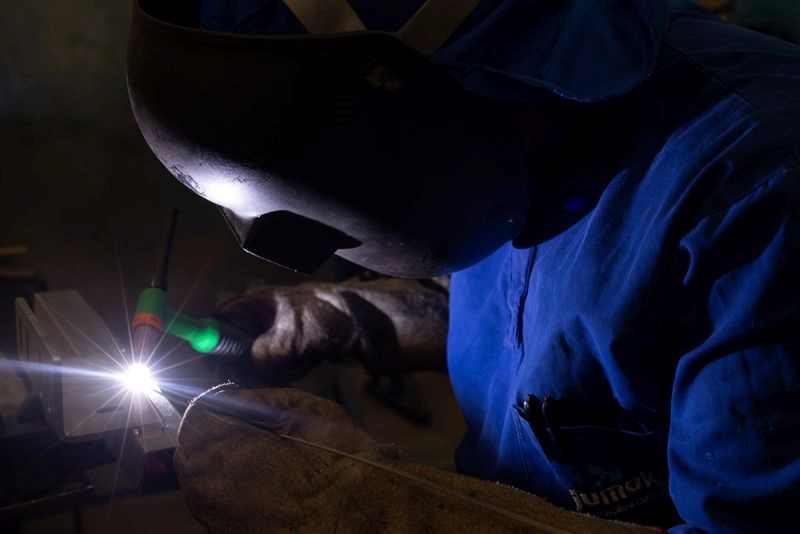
[{"x1": 200, "y1": 0, "x2": 670, "y2": 102}]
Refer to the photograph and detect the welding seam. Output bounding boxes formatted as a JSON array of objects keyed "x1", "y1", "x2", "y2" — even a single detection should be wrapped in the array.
[{"x1": 278, "y1": 433, "x2": 571, "y2": 534}]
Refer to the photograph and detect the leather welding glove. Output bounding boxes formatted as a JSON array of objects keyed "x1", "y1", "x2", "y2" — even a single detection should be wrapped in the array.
[
  {"x1": 175, "y1": 385, "x2": 656, "y2": 534},
  {"x1": 213, "y1": 276, "x2": 449, "y2": 385}
]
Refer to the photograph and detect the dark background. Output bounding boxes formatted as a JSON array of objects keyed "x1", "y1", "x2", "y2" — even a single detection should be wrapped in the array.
[
  {"x1": 0, "y1": 0, "x2": 308, "y2": 332},
  {"x1": 0, "y1": 2, "x2": 463, "y2": 532}
]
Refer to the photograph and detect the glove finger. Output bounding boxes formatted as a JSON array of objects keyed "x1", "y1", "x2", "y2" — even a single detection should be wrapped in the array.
[
  {"x1": 211, "y1": 293, "x2": 306, "y2": 385},
  {"x1": 186, "y1": 383, "x2": 290, "y2": 432},
  {"x1": 211, "y1": 292, "x2": 279, "y2": 337},
  {"x1": 193, "y1": 387, "x2": 380, "y2": 454}
]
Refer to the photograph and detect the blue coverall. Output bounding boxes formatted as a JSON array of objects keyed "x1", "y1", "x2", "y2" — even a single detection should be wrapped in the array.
[{"x1": 450, "y1": 4, "x2": 800, "y2": 531}]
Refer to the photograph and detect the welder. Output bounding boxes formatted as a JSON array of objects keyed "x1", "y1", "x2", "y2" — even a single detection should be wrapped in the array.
[{"x1": 127, "y1": 0, "x2": 800, "y2": 532}]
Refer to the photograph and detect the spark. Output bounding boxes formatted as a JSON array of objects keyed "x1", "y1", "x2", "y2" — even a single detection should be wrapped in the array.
[{"x1": 121, "y1": 363, "x2": 158, "y2": 394}]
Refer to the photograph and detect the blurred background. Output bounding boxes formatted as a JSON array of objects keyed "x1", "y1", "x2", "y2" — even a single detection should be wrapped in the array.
[{"x1": 0, "y1": 1, "x2": 797, "y2": 533}]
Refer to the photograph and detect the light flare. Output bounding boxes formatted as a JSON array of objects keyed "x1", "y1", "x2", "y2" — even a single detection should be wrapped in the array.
[{"x1": 121, "y1": 363, "x2": 158, "y2": 394}]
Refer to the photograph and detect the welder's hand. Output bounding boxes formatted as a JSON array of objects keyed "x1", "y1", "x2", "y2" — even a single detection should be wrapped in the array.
[
  {"x1": 175, "y1": 385, "x2": 655, "y2": 534},
  {"x1": 174, "y1": 386, "x2": 399, "y2": 533},
  {"x1": 213, "y1": 278, "x2": 449, "y2": 385},
  {"x1": 213, "y1": 286, "x2": 357, "y2": 385}
]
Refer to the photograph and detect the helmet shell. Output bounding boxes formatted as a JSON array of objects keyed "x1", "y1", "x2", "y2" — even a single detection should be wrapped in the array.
[{"x1": 128, "y1": 1, "x2": 529, "y2": 276}]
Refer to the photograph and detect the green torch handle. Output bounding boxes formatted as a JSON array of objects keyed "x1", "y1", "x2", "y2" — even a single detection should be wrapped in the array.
[
  {"x1": 132, "y1": 287, "x2": 251, "y2": 359},
  {"x1": 163, "y1": 310, "x2": 221, "y2": 354}
]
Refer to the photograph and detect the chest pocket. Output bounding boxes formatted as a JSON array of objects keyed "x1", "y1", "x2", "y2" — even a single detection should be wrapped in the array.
[{"x1": 512, "y1": 395, "x2": 681, "y2": 527}]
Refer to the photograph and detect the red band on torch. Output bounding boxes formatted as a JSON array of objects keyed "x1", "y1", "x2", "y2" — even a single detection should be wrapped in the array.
[{"x1": 132, "y1": 312, "x2": 164, "y2": 331}]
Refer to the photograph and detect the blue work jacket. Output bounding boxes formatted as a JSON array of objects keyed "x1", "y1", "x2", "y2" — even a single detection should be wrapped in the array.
[{"x1": 449, "y1": 4, "x2": 800, "y2": 533}]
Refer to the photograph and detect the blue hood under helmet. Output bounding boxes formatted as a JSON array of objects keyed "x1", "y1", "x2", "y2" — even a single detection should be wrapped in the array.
[{"x1": 201, "y1": 0, "x2": 670, "y2": 102}]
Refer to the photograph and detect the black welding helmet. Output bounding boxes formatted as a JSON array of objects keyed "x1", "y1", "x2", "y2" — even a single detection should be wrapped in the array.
[{"x1": 127, "y1": 0, "x2": 668, "y2": 277}]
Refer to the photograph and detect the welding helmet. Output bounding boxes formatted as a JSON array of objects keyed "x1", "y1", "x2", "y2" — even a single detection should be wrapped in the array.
[{"x1": 127, "y1": 0, "x2": 668, "y2": 277}]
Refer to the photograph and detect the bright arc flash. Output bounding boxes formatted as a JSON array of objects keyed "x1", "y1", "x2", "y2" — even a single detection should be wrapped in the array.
[{"x1": 123, "y1": 363, "x2": 158, "y2": 394}]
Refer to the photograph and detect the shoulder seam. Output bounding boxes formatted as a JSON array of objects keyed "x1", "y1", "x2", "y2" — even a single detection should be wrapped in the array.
[{"x1": 663, "y1": 41, "x2": 800, "y2": 167}]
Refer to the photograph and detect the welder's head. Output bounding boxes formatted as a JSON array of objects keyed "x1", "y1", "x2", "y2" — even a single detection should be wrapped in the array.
[{"x1": 127, "y1": 0, "x2": 667, "y2": 277}]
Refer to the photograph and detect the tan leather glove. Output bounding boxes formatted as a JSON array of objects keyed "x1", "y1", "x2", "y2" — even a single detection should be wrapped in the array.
[
  {"x1": 175, "y1": 386, "x2": 656, "y2": 534},
  {"x1": 213, "y1": 277, "x2": 449, "y2": 384}
]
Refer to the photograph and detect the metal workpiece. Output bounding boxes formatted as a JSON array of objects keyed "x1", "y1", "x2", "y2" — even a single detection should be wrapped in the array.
[
  {"x1": 14, "y1": 290, "x2": 181, "y2": 493},
  {"x1": 106, "y1": 390, "x2": 182, "y2": 494},
  {"x1": 16, "y1": 290, "x2": 162, "y2": 441},
  {"x1": 15, "y1": 295, "x2": 61, "y2": 424}
]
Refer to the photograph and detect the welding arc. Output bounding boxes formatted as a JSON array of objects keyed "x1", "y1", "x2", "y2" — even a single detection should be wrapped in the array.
[
  {"x1": 151, "y1": 208, "x2": 178, "y2": 290},
  {"x1": 278, "y1": 433, "x2": 571, "y2": 534}
]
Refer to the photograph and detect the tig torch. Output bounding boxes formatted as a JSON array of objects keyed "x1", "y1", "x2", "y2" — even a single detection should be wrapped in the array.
[{"x1": 131, "y1": 209, "x2": 252, "y2": 361}]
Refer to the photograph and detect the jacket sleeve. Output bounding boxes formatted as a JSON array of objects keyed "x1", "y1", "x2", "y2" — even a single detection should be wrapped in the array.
[{"x1": 667, "y1": 167, "x2": 800, "y2": 533}]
